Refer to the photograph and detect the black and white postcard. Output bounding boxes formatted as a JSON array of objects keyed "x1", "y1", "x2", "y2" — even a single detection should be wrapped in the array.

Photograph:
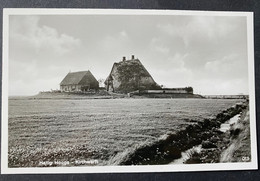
[{"x1": 1, "y1": 9, "x2": 257, "y2": 174}]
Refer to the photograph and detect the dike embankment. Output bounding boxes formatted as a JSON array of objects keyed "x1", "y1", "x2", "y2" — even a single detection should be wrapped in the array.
[
  {"x1": 135, "y1": 93, "x2": 203, "y2": 99},
  {"x1": 120, "y1": 101, "x2": 248, "y2": 165},
  {"x1": 23, "y1": 91, "x2": 204, "y2": 100},
  {"x1": 25, "y1": 91, "x2": 126, "y2": 100}
]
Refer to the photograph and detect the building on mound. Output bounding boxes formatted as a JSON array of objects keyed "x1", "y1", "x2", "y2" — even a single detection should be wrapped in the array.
[
  {"x1": 105, "y1": 55, "x2": 161, "y2": 93},
  {"x1": 60, "y1": 70, "x2": 99, "y2": 92}
]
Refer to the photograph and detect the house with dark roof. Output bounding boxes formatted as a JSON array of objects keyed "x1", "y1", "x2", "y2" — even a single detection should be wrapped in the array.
[
  {"x1": 60, "y1": 71, "x2": 99, "y2": 92},
  {"x1": 105, "y1": 55, "x2": 161, "y2": 93}
]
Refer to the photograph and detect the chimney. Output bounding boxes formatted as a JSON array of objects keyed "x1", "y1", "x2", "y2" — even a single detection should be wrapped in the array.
[
  {"x1": 122, "y1": 56, "x2": 126, "y2": 61},
  {"x1": 132, "y1": 55, "x2": 135, "y2": 60}
]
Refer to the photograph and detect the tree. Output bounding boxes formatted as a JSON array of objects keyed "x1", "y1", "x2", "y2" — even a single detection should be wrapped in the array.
[{"x1": 98, "y1": 78, "x2": 105, "y2": 87}]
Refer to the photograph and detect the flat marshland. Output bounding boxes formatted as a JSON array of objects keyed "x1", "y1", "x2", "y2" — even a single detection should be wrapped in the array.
[{"x1": 8, "y1": 98, "x2": 244, "y2": 167}]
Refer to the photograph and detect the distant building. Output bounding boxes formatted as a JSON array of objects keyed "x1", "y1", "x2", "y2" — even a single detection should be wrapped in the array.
[
  {"x1": 60, "y1": 71, "x2": 99, "y2": 92},
  {"x1": 105, "y1": 55, "x2": 161, "y2": 93},
  {"x1": 141, "y1": 87, "x2": 193, "y2": 94}
]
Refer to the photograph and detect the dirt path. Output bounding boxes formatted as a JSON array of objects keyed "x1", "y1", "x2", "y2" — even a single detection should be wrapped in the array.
[{"x1": 220, "y1": 108, "x2": 251, "y2": 162}]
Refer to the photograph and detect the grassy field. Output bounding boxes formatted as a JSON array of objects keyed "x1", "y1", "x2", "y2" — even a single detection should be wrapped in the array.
[{"x1": 8, "y1": 98, "x2": 243, "y2": 167}]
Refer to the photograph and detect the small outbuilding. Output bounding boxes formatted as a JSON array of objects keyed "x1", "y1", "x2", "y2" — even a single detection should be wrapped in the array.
[{"x1": 60, "y1": 71, "x2": 99, "y2": 92}]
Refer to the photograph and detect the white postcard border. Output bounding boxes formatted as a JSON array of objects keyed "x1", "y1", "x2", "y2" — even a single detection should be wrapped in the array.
[{"x1": 1, "y1": 8, "x2": 258, "y2": 174}]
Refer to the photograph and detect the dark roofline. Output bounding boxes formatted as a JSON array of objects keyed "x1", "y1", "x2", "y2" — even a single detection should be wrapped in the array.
[{"x1": 60, "y1": 70, "x2": 97, "y2": 86}]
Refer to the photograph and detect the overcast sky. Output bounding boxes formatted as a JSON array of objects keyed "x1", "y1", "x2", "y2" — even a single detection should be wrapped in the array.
[{"x1": 9, "y1": 13, "x2": 249, "y2": 96}]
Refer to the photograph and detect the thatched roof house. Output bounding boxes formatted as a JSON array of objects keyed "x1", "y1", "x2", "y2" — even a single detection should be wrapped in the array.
[
  {"x1": 105, "y1": 55, "x2": 161, "y2": 93},
  {"x1": 60, "y1": 71, "x2": 99, "y2": 92}
]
